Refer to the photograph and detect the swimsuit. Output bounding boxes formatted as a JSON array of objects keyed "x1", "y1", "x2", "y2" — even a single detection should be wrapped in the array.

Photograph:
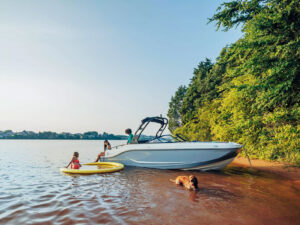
[{"x1": 71, "y1": 159, "x2": 80, "y2": 169}]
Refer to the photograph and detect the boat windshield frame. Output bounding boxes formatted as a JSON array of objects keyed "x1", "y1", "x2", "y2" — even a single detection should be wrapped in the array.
[{"x1": 132, "y1": 116, "x2": 187, "y2": 143}]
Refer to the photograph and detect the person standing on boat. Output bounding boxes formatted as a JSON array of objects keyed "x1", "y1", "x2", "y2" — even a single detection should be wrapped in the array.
[
  {"x1": 125, "y1": 128, "x2": 133, "y2": 144},
  {"x1": 95, "y1": 140, "x2": 111, "y2": 162}
]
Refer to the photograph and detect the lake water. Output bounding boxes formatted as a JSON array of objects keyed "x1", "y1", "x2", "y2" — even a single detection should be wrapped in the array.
[{"x1": 0, "y1": 140, "x2": 299, "y2": 225}]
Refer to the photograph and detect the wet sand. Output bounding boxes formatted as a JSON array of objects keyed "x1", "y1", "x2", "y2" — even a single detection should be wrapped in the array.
[{"x1": 232, "y1": 157, "x2": 300, "y2": 188}]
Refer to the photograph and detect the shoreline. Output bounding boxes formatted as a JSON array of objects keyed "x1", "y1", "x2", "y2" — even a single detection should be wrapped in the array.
[{"x1": 231, "y1": 157, "x2": 300, "y2": 184}]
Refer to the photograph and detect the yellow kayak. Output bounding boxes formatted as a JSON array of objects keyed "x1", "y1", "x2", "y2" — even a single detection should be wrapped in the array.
[{"x1": 60, "y1": 162, "x2": 124, "y2": 174}]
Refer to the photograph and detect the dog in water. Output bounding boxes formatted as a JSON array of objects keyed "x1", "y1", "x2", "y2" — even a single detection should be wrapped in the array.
[{"x1": 170, "y1": 175, "x2": 199, "y2": 190}]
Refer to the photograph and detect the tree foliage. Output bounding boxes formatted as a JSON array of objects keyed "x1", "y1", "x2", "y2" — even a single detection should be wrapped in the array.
[
  {"x1": 168, "y1": 0, "x2": 300, "y2": 165},
  {"x1": 167, "y1": 85, "x2": 187, "y2": 132},
  {"x1": 180, "y1": 58, "x2": 214, "y2": 123},
  {"x1": 208, "y1": 0, "x2": 267, "y2": 31}
]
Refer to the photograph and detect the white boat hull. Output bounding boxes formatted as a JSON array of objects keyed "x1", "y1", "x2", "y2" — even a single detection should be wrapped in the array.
[{"x1": 103, "y1": 142, "x2": 241, "y2": 170}]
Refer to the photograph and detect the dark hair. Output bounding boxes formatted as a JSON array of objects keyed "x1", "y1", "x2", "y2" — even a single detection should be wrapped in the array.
[
  {"x1": 125, "y1": 128, "x2": 132, "y2": 135},
  {"x1": 73, "y1": 152, "x2": 79, "y2": 157},
  {"x1": 104, "y1": 139, "x2": 108, "y2": 143}
]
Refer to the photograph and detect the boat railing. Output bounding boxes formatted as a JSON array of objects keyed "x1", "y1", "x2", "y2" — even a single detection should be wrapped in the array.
[{"x1": 110, "y1": 144, "x2": 126, "y2": 150}]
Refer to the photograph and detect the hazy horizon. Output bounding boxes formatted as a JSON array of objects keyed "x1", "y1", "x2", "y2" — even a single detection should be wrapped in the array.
[{"x1": 0, "y1": 0, "x2": 242, "y2": 134}]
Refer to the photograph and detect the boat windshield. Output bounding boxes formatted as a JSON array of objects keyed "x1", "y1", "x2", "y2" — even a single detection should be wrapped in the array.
[{"x1": 145, "y1": 134, "x2": 186, "y2": 143}]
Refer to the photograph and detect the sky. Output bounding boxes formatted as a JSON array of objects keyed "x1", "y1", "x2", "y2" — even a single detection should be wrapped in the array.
[{"x1": 0, "y1": 0, "x2": 242, "y2": 135}]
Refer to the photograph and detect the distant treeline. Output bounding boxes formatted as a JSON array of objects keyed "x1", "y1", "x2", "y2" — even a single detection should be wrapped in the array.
[
  {"x1": 0, "y1": 130, "x2": 128, "y2": 140},
  {"x1": 168, "y1": 0, "x2": 299, "y2": 165}
]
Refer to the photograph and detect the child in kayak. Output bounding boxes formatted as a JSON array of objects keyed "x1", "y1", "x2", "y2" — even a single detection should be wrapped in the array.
[
  {"x1": 95, "y1": 140, "x2": 111, "y2": 162},
  {"x1": 66, "y1": 152, "x2": 82, "y2": 169}
]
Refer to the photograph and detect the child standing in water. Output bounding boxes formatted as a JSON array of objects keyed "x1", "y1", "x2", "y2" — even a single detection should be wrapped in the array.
[{"x1": 66, "y1": 152, "x2": 82, "y2": 169}]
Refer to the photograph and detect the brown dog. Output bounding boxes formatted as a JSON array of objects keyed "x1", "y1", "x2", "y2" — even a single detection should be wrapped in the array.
[{"x1": 170, "y1": 175, "x2": 199, "y2": 190}]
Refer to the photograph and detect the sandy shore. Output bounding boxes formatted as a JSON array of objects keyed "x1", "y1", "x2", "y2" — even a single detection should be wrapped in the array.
[{"x1": 231, "y1": 157, "x2": 300, "y2": 184}]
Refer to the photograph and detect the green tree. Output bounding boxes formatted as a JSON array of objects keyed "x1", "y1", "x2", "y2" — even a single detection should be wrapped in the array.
[
  {"x1": 208, "y1": 0, "x2": 267, "y2": 31},
  {"x1": 208, "y1": 0, "x2": 300, "y2": 163},
  {"x1": 167, "y1": 85, "x2": 187, "y2": 133},
  {"x1": 168, "y1": 0, "x2": 300, "y2": 165},
  {"x1": 175, "y1": 51, "x2": 229, "y2": 141},
  {"x1": 180, "y1": 59, "x2": 214, "y2": 124}
]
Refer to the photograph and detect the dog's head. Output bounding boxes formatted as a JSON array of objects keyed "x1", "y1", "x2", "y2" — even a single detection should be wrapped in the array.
[{"x1": 189, "y1": 175, "x2": 198, "y2": 190}]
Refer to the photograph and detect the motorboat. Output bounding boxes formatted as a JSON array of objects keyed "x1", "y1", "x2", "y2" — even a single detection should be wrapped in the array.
[{"x1": 103, "y1": 116, "x2": 242, "y2": 171}]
